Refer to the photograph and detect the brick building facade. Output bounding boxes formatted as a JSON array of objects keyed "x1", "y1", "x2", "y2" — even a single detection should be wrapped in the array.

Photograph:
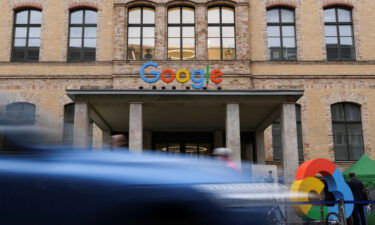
[{"x1": 1, "y1": 0, "x2": 375, "y2": 178}]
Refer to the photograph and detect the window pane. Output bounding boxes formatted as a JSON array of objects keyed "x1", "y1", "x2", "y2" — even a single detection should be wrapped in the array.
[
  {"x1": 268, "y1": 37, "x2": 281, "y2": 47},
  {"x1": 349, "y1": 147, "x2": 363, "y2": 160},
  {"x1": 129, "y1": 8, "x2": 141, "y2": 24},
  {"x1": 182, "y1": 7, "x2": 194, "y2": 24},
  {"x1": 325, "y1": 25, "x2": 337, "y2": 36},
  {"x1": 282, "y1": 26, "x2": 295, "y2": 37},
  {"x1": 85, "y1": 10, "x2": 97, "y2": 24},
  {"x1": 338, "y1": 8, "x2": 351, "y2": 22},
  {"x1": 27, "y1": 48, "x2": 39, "y2": 61},
  {"x1": 339, "y1": 25, "x2": 352, "y2": 36},
  {"x1": 69, "y1": 38, "x2": 82, "y2": 47},
  {"x1": 267, "y1": 26, "x2": 280, "y2": 37},
  {"x1": 12, "y1": 48, "x2": 26, "y2": 61},
  {"x1": 143, "y1": 27, "x2": 154, "y2": 38},
  {"x1": 222, "y1": 7, "x2": 234, "y2": 23},
  {"x1": 345, "y1": 104, "x2": 361, "y2": 121},
  {"x1": 168, "y1": 38, "x2": 180, "y2": 60},
  {"x1": 208, "y1": 38, "x2": 220, "y2": 60},
  {"x1": 28, "y1": 38, "x2": 40, "y2": 47},
  {"x1": 29, "y1": 27, "x2": 41, "y2": 38},
  {"x1": 222, "y1": 27, "x2": 235, "y2": 37},
  {"x1": 182, "y1": 38, "x2": 195, "y2": 60},
  {"x1": 333, "y1": 124, "x2": 346, "y2": 136},
  {"x1": 71, "y1": 10, "x2": 83, "y2": 24},
  {"x1": 208, "y1": 7, "x2": 220, "y2": 24},
  {"x1": 267, "y1": 9, "x2": 279, "y2": 23},
  {"x1": 327, "y1": 47, "x2": 339, "y2": 60},
  {"x1": 142, "y1": 38, "x2": 154, "y2": 60},
  {"x1": 340, "y1": 37, "x2": 353, "y2": 46},
  {"x1": 168, "y1": 27, "x2": 180, "y2": 38},
  {"x1": 208, "y1": 26, "x2": 220, "y2": 38},
  {"x1": 128, "y1": 38, "x2": 141, "y2": 60},
  {"x1": 285, "y1": 48, "x2": 297, "y2": 60},
  {"x1": 68, "y1": 48, "x2": 82, "y2": 61},
  {"x1": 335, "y1": 147, "x2": 348, "y2": 161},
  {"x1": 331, "y1": 104, "x2": 345, "y2": 121},
  {"x1": 143, "y1": 8, "x2": 155, "y2": 24},
  {"x1": 70, "y1": 27, "x2": 82, "y2": 38},
  {"x1": 14, "y1": 38, "x2": 26, "y2": 47},
  {"x1": 223, "y1": 38, "x2": 235, "y2": 60},
  {"x1": 128, "y1": 27, "x2": 141, "y2": 38},
  {"x1": 15, "y1": 28, "x2": 27, "y2": 38},
  {"x1": 283, "y1": 37, "x2": 296, "y2": 48},
  {"x1": 84, "y1": 38, "x2": 96, "y2": 47},
  {"x1": 341, "y1": 47, "x2": 355, "y2": 60},
  {"x1": 326, "y1": 37, "x2": 338, "y2": 44},
  {"x1": 168, "y1": 8, "x2": 180, "y2": 24},
  {"x1": 30, "y1": 10, "x2": 42, "y2": 24},
  {"x1": 281, "y1": 9, "x2": 294, "y2": 23},
  {"x1": 183, "y1": 26, "x2": 194, "y2": 38},
  {"x1": 84, "y1": 27, "x2": 96, "y2": 38},
  {"x1": 83, "y1": 48, "x2": 95, "y2": 61},
  {"x1": 347, "y1": 134, "x2": 363, "y2": 147},
  {"x1": 16, "y1": 11, "x2": 28, "y2": 24},
  {"x1": 324, "y1": 8, "x2": 336, "y2": 22}
]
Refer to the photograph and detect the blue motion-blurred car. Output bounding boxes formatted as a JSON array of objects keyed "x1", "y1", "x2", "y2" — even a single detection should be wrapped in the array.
[{"x1": 0, "y1": 149, "x2": 290, "y2": 225}]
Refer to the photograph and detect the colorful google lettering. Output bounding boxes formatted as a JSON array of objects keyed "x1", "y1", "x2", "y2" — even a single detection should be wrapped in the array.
[
  {"x1": 139, "y1": 62, "x2": 223, "y2": 89},
  {"x1": 290, "y1": 158, "x2": 354, "y2": 220}
]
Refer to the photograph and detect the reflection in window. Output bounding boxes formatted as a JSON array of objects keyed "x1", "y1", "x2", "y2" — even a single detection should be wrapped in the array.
[
  {"x1": 208, "y1": 6, "x2": 235, "y2": 60},
  {"x1": 12, "y1": 9, "x2": 42, "y2": 62},
  {"x1": 5, "y1": 102, "x2": 36, "y2": 125},
  {"x1": 331, "y1": 103, "x2": 363, "y2": 161},
  {"x1": 68, "y1": 9, "x2": 97, "y2": 62},
  {"x1": 168, "y1": 7, "x2": 195, "y2": 60},
  {"x1": 267, "y1": 8, "x2": 296, "y2": 61},
  {"x1": 272, "y1": 105, "x2": 303, "y2": 161},
  {"x1": 127, "y1": 7, "x2": 155, "y2": 60},
  {"x1": 324, "y1": 7, "x2": 355, "y2": 60}
]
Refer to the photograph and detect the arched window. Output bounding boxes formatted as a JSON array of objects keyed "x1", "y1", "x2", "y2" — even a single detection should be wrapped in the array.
[
  {"x1": 12, "y1": 9, "x2": 42, "y2": 62},
  {"x1": 208, "y1": 6, "x2": 235, "y2": 60},
  {"x1": 272, "y1": 105, "x2": 303, "y2": 161},
  {"x1": 331, "y1": 103, "x2": 363, "y2": 161},
  {"x1": 168, "y1": 6, "x2": 195, "y2": 60},
  {"x1": 5, "y1": 102, "x2": 36, "y2": 125},
  {"x1": 324, "y1": 7, "x2": 355, "y2": 60},
  {"x1": 127, "y1": 7, "x2": 155, "y2": 60},
  {"x1": 68, "y1": 8, "x2": 97, "y2": 62},
  {"x1": 267, "y1": 8, "x2": 296, "y2": 61}
]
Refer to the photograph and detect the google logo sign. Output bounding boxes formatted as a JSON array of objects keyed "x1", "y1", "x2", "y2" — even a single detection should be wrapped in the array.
[
  {"x1": 290, "y1": 158, "x2": 354, "y2": 220},
  {"x1": 139, "y1": 62, "x2": 223, "y2": 89}
]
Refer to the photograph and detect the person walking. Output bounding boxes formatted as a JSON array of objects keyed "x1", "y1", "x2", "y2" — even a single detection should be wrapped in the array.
[
  {"x1": 347, "y1": 172, "x2": 367, "y2": 225},
  {"x1": 212, "y1": 148, "x2": 240, "y2": 171}
]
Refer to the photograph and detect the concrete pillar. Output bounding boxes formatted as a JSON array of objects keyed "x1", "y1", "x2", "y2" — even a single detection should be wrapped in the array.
[
  {"x1": 226, "y1": 103, "x2": 241, "y2": 162},
  {"x1": 256, "y1": 130, "x2": 265, "y2": 164},
  {"x1": 102, "y1": 129, "x2": 111, "y2": 149},
  {"x1": 196, "y1": 4, "x2": 207, "y2": 60},
  {"x1": 280, "y1": 103, "x2": 299, "y2": 184},
  {"x1": 129, "y1": 102, "x2": 143, "y2": 151},
  {"x1": 143, "y1": 130, "x2": 152, "y2": 150},
  {"x1": 73, "y1": 101, "x2": 90, "y2": 148},
  {"x1": 155, "y1": 4, "x2": 167, "y2": 60},
  {"x1": 213, "y1": 131, "x2": 224, "y2": 149}
]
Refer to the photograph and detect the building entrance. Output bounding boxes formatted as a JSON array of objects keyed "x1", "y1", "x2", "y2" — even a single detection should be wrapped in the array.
[{"x1": 152, "y1": 132, "x2": 213, "y2": 157}]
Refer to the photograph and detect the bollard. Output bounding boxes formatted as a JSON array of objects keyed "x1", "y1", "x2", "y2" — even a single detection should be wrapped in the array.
[{"x1": 339, "y1": 199, "x2": 347, "y2": 225}]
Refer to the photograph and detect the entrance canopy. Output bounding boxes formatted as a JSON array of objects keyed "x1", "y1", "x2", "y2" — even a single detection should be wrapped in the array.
[{"x1": 67, "y1": 90, "x2": 303, "y2": 132}]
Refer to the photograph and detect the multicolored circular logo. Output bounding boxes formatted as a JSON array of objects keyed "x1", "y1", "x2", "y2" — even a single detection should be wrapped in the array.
[{"x1": 290, "y1": 158, "x2": 354, "y2": 220}]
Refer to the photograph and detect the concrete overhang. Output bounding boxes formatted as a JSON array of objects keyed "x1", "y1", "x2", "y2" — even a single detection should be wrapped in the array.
[{"x1": 66, "y1": 89, "x2": 304, "y2": 132}]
